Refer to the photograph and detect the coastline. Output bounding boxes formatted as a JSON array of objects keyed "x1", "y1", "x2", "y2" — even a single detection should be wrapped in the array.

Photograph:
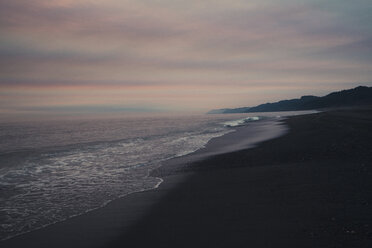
[
  {"x1": 0, "y1": 116, "x2": 285, "y2": 242},
  {"x1": 152, "y1": 117, "x2": 288, "y2": 177},
  {"x1": 0, "y1": 116, "x2": 286, "y2": 247},
  {"x1": 2, "y1": 108, "x2": 372, "y2": 247}
]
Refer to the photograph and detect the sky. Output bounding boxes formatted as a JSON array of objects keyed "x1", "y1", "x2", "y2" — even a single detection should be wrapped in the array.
[{"x1": 1, "y1": 0, "x2": 371, "y2": 120}]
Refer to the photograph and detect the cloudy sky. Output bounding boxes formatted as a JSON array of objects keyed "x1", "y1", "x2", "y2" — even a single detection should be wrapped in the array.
[{"x1": 1, "y1": 0, "x2": 371, "y2": 119}]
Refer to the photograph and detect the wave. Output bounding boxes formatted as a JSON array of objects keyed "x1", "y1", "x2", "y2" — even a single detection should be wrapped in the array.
[
  {"x1": 222, "y1": 116, "x2": 260, "y2": 127},
  {"x1": 0, "y1": 123, "x2": 231, "y2": 240}
]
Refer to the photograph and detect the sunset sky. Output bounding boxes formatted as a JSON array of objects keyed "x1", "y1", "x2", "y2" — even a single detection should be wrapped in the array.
[{"x1": 1, "y1": 0, "x2": 371, "y2": 119}]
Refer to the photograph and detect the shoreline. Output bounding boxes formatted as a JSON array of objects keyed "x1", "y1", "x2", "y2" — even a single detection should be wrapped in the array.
[
  {"x1": 152, "y1": 117, "x2": 288, "y2": 177},
  {"x1": 2, "y1": 108, "x2": 372, "y2": 247},
  {"x1": 0, "y1": 116, "x2": 286, "y2": 244},
  {"x1": 0, "y1": 116, "x2": 287, "y2": 247}
]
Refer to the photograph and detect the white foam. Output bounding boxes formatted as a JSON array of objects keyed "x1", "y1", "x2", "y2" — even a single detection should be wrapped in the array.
[{"x1": 223, "y1": 116, "x2": 260, "y2": 127}]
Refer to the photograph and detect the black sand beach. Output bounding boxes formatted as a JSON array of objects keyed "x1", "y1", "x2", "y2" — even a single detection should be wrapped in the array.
[{"x1": 2, "y1": 108, "x2": 372, "y2": 248}]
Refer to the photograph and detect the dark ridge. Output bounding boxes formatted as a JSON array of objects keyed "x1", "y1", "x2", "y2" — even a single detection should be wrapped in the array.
[{"x1": 209, "y1": 85, "x2": 372, "y2": 114}]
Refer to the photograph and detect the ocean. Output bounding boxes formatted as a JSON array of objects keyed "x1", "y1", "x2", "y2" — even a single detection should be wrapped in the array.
[{"x1": 0, "y1": 111, "x2": 314, "y2": 240}]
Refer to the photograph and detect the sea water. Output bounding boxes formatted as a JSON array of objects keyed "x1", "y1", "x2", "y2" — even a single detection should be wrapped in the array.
[{"x1": 0, "y1": 111, "x2": 314, "y2": 240}]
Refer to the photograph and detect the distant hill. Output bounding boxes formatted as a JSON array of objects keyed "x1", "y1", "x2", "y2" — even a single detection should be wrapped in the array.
[{"x1": 208, "y1": 86, "x2": 372, "y2": 114}]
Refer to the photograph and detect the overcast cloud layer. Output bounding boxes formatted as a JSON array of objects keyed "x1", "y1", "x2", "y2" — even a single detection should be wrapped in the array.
[{"x1": 1, "y1": 0, "x2": 371, "y2": 119}]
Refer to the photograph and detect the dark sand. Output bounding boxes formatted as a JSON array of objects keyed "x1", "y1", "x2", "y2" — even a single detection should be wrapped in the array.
[{"x1": 2, "y1": 108, "x2": 372, "y2": 248}]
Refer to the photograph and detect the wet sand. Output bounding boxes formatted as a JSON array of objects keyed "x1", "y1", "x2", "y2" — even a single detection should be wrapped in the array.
[{"x1": 2, "y1": 108, "x2": 372, "y2": 248}]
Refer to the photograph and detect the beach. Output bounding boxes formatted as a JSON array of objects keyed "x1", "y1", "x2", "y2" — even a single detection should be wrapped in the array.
[{"x1": 2, "y1": 108, "x2": 372, "y2": 248}]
